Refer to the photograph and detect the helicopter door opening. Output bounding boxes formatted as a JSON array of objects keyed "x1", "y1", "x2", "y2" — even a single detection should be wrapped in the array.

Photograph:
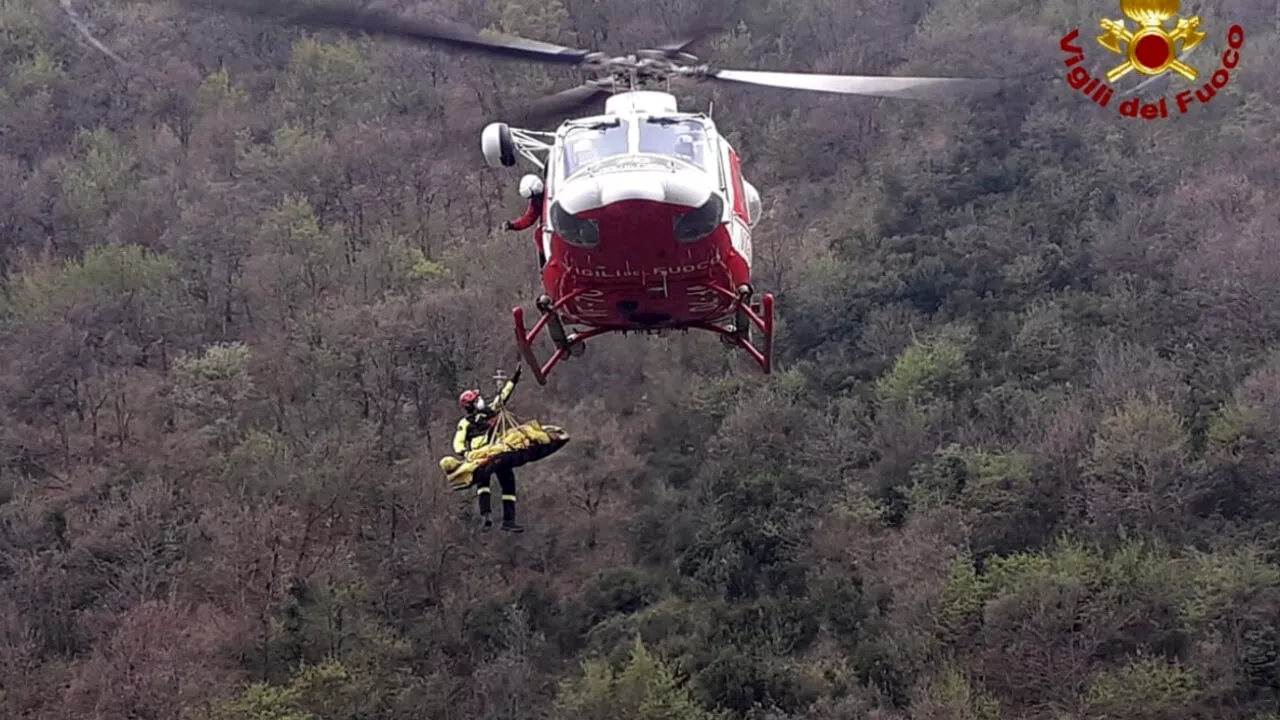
[
  {"x1": 638, "y1": 119, "x2": 714, "y2": 174},
  {"x1": 560, "y1": 120, "x2": 631, "y2": 178}
]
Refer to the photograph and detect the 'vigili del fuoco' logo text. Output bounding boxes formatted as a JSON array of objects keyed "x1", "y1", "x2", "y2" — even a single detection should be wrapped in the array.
[{"x1": 1060, "y1": 0, "x2": 1243, "y2": 119}]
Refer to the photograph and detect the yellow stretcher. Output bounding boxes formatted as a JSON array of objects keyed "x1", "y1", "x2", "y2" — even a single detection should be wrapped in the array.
[{"x1": 439, "y1": 413, "x2": 570, "y2": 490}]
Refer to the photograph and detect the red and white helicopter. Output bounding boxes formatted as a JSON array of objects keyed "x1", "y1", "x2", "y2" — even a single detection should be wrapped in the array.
[
  {"x1": 486, "y1": 66, "x2": 996, "y2": 384},
  {"x1": 191, "y1": 0, "x2": 1000, "y2": 384},
  {"x1": 486, "y1": 87, "x2": 782, "y2": 385}
]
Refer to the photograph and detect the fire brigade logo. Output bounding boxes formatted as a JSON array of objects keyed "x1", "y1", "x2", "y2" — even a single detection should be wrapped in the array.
[
  {"x1": 1096, "y1": 0, "x2": 1205, "y2": 82},
  {"x1": 1059, "y1": 1, "x2": 1244, "y2": 120}
]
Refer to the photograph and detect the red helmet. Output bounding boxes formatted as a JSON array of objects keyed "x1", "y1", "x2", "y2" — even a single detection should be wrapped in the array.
[{"x1": 458, "y1": 390, "x2": 479, "y2": 408}]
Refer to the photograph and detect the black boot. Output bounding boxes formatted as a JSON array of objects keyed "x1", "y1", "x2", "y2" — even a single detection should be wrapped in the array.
[
  {"x1": 478, "y1": 489, "x2": 493, "y2": 529},
  {"x1": 501, "y1": 499, "x2": 523, "y2": 533}
]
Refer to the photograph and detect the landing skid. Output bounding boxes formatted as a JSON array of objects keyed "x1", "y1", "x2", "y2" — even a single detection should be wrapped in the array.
[{"x1": 512, "y1": 284, "x2": 775, "y2": 385}]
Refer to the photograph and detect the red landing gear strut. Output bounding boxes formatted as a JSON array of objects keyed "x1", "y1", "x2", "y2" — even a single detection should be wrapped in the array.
[{"x1": 513, "y1": 284, "x2": 776, "y2": 386}]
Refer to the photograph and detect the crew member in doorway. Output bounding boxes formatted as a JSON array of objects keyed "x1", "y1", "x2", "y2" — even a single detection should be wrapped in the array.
[{"x1": 504, "y1": 174, "x2": 547, "y2": 269}]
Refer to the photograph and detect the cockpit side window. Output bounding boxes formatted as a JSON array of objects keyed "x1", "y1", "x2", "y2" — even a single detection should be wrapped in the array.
[
  {"x1": 639, "y1": 119, "x2": 712, "y2": 171},
  {"x1": 561, "y1": 120, "x2": 630, "y2": 177}
]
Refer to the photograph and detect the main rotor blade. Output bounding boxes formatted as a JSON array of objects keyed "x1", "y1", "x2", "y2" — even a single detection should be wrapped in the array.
[
  {"x1": 186, "y1": 0, "x2": 595, "y2": 65},
  {"x1": 658, "y1": 0, "x2": 730, "y2": 55},
  {"x1": 707, "y1": 68, "x2": 1002, "y2": 99},
  {"x1": 510, "y1": 84, "x2": 611, "y2": 126},
  {"x1": 656, "y1": 20, "x2": 724, "y2": 55}
]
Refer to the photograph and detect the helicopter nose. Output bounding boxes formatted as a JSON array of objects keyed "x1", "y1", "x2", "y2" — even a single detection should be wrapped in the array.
[
  {"x1": 556, "y1": 167, "x2": 713, "y2": 214},
  {"x1": 601, "y1": 176, "x2": 666, "y2": 204}
]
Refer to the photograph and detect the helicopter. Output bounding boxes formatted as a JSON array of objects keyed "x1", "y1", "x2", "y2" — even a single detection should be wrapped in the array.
[
  {"x1": 173, "y1": 0, "x2": 1002, "y2": 385},
  {"x1": 490, "y1": 57, "x2": 997, "y2": 385},
  {"x1": 488, "y1": 87, "x2": 781, "y2": 386}
]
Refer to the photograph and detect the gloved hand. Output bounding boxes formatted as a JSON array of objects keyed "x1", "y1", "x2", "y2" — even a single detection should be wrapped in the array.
[
  {"x1": 512, "y1": 365, "x2": 522, "y2": 383},
  {"x1": 502, "y1": 221, "x2": 515, "y2": 231}
]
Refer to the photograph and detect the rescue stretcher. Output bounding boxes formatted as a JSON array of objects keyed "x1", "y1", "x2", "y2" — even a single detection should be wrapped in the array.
[{"x1": 439, "y1": 411, "x2": 570, "y2": 490}]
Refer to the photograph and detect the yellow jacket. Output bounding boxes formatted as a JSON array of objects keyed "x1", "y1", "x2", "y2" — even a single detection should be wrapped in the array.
[{"x1": 452, "y1": 379, "x2": 517, "y2": 455}]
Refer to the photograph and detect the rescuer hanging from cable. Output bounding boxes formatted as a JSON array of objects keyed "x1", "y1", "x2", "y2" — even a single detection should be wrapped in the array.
[{"x1": 453, "y1": 366, "x2": 524, "y2": 532}]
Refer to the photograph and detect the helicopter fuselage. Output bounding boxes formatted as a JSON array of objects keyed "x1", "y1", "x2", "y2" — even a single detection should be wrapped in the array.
[
  {"x1": 533, "y1": 92, "x2": 760, "y2": 331},
  {"x1": 486, "y1": 90, "x2": 771, "y2": 383},
  {"x1": 540, "y1": 163, "x2": 751, "y2": 330}
]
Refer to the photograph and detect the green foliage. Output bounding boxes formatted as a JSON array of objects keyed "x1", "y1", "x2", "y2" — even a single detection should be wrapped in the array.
[
  {"x1": 1088, "y1": 393, "x2": 1189, "y2": 483},
  {"x1": 1177, "y1": 547, "x2": 1280, "y2": 631},
  {"x1": 557, "y1": 636, "x2": 712, "y2": 720},
  {"x1": 222, "y1": 430, "x2": 296, "y2": 498},
  {"x1": 236, "y1": 124, "x2": 333, "y2": 184},
  {"x1": 584, "y1": 567, "x2": 665, "y2": 621},
  {"x1": 937, "y1": 556, "x2": 987, "y2": 641},
  {"x1": 1, "y1": 243, "x2": 178, "y2": 323},
  {"x1": 1009, "y1": 298, "x2": 1077, "y2": 383},
  {"x1": 911, "y1": 445, "x2": 1030, "y2": 505},
  {"x1": 339, "y1": 232, "x2": 445, "y2": 300},
  {"x1": 935, "y1": 536, "x2": 1280, "y2": 693},
  {"x1": 911, "y1": 444, "x2": 1038, "y2": 554},
  {"x1": 979, "y1": 537, "x2": 1175, "y2": 601},
  {"x1": 1084, "y1": 655, "x2": 1200, "y2": 719},
  {"x1": 0, "y1": 0, "x2": 46, "y2": 65},
  {"x1": 1084, "y1": 392, "x2": 1192, "y2": 533},
  {"x1": 706, "y1": 22, "x2": 752, "y2": 67},
  {"x1": 933, "y1": 537, "x2": 1185, "y2": 651},
  {"x1": 7, "y1": 50, "x2": 62, "y2": 95},
  {"x1": 677, "y1": 470, "x2": 810, "y2": 601},
  {"x1": 684, "y1": 375, "x2": 753, "y2": 425},
  {"x1": 196, "y1": 68, "x2": 248, "y2": 115},
  {"x1": 249, "y1": 194, "x2": 346, "y2": 313},
  {"x1": 954, "y1": 450, "x2": 1031, "y2": 513},
  {"x1": 213, "y1": 681, "x2": 315, "y2": 720},
  {"x1": 811, "y1": 574, "x2": 869, "y2": 649},
  {"x1": 875, "y1": 326, "x2": 973, "y2": 410},
  {"x1": 57, "y1": 128, "x2": 139, "y2": 228},
  {"x1": 406, "y1": 248, "x2": 448, "y2": 280},
  {"x1": 702, "y1": 598, "x2": 821, "y2": 657},
  {"x1": 481, "y1": 0, "x2": 571, "y2": 94},
  {"x1": 265, "y1": 576, "x2": 413, "y2": 678},
  {"x1": 212, "y1": 660, "x2": 383, "y2": 720},
  {"x1": 493, "y1": 0, "x2": 570, "y2": 43},
  {"x1": 921, "y1": 665, "x2": 1001, "y2": 720},
  {"x1": 1203, "y1": 400, "x2": 1253, "y2": 461},
  {"x1": 691, "y1": 646, "x2": 817, "y2": 715},
  {"x1": 1203, "y1": 352, "x2": 1280, "y2": 463},
  {"x1": 289, "y1": 37, "x2": 365, "y2": 86},
  {"x1": 261, "y1": 194, "x2": 332, "y2": 255},
  {"x1": 584, "y1": 599, "x2": 699, "y2": 665},
  {"x1": 282, "y1": 38, "x2": 369, "y2": 126},
  {"x1": 172, "y1": 342, "x2": 254, "y2": 443}
]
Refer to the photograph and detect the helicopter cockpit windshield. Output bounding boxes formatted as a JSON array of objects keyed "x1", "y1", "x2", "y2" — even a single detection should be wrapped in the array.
[
  {"x1": 639, "y1": 118, "x2": 713, "y2": 172},
  {"x1": 561, "y1": 120, "x2": 630, "y2": 177}
]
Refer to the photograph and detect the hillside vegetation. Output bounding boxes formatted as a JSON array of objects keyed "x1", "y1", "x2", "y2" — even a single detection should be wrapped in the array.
[{"x1": 3, "y1": 0, "x2": 1280, "y2": 717}]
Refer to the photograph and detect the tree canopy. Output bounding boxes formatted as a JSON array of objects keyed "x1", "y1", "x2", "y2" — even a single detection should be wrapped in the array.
[{"x1": 2, "y1": 0, "x2": 1279, "y2": 718}]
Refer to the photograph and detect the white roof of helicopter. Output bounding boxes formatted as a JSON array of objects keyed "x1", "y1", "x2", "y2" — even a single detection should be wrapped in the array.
[
  {"x1": 604, "y1": 90, "x2": 678, "y2": 115},
  {"x1": 557, "y1": 90, "x2": 710, "y2": 134}
]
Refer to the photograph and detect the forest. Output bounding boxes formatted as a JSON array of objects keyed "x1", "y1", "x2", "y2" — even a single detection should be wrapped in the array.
[{"x1": 2, "y1": 0, "x2": 1279, "y2": 717}]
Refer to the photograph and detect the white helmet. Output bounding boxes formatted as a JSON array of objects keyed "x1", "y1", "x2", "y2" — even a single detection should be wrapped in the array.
[{"x1": 519, "y1": 174, "x2": 544, "y2": 198}]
